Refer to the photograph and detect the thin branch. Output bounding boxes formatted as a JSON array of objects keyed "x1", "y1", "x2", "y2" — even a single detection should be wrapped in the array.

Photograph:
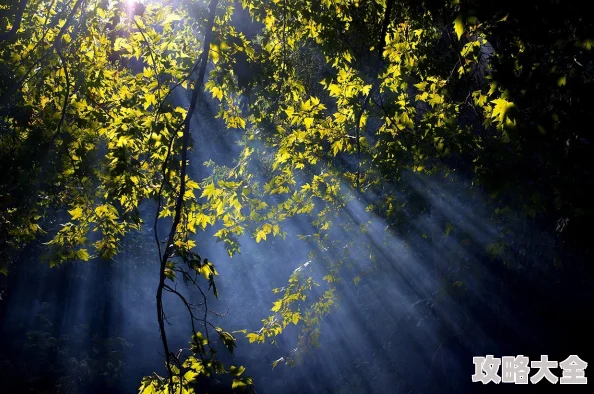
[
  {"x1": 155, "y1": 0, "x2": 219, "y2": 385},
  {"x1": 354, "y1": 0, "x2": 393, "y2": 191},
  {"x1": 163, "y1": 284, "x2": 199, "y2": 335},
  {"x1": 52, "y1": 49, "x2": 70, "y2": 144}
]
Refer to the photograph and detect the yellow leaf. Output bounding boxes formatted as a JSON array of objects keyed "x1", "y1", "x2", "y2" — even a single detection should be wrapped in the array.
[
  {"x1": 255, "y1": 229, "x2": 267, "y2": 243},
  {"x1": 271, "y1": 300, "x2": 282, "y2": 312},
  {"x1": 211, "y1": 86, "x2": 223, "y2": 101},
  {"x1": 232, "y1": 379, "x2": 247, "y2": 389},
  {"x1": 328, "y1": 84, "x2": 341, "y2": 97},
  {"x1": 163, "y1": 14, "x2": 182, "y2": 25},
  {"x1": 454, "y1": 14, "x2": 464, "y2": 40},
  {"x1": 491, "y1": 98, "x2": 514, "y2": 124},
  {"x1": 246, "y1": 333, "x2": 260, "y2": 343},
  {"x1": 77, "y1": 249, "x2": 90, "y2": 261},
  {"x1": 285, "y1": 106, "x2": 294, "y2": 118},
  {"x1": 144, "y1": 93, "x2": 157, "y2": 110},
  {"x1": 200, "y1": 183, "x2": 216, "y2": 199},
  {"x1": 68, "y1": 206, "x2": 83, "y2": 220}
]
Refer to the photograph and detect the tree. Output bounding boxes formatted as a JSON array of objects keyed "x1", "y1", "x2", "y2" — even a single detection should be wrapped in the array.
[{"x1": 1, "y1": 0, "x2": 593, "y2": 392}]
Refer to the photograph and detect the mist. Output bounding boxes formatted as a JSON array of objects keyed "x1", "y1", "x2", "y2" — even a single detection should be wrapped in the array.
[{"x1": 2, "y1": 87, "x2": 592, "y2": 393}]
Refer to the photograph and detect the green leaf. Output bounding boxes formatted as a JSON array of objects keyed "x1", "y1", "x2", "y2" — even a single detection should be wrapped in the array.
[
  {"x1": 77, "y1": 248, "x2": 90, "y2": 261},
  {"x1": 232, "y1": 379, "x2": 247, "y2": 389},
  {"x1": 228, "y1": 365, "x2": 246, "y2": 377}
]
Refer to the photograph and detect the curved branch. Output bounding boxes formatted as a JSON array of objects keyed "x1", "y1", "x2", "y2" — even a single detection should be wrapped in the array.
[{"x1": 155, "y1": 0, "x2": 219, "y2": 384}]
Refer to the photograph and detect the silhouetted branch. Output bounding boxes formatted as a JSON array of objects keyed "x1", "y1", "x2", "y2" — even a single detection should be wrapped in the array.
[
  {"x1": 154, "y1": 0, "x2": 219, "y2": 386},
  {"x1": 355, "y1": 0, "x2": 393, "y2": 191}
]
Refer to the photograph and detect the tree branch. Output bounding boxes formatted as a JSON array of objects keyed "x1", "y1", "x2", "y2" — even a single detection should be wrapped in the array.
[
  {"x1": 155, "y1": 0, "x2": 219, "y2": 385},
  {"x1": 355, "y1": 0, "x2": 393, "y2": 190}
]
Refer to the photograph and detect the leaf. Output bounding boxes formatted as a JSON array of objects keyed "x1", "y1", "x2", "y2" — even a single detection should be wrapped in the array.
[
  {"x1": 246, "y1": 333, "x2": 260, "y2": 343},
  {"x1": 486, "y1": 243, "x2": 504, "y2": 259},
  {"x1": 304, "y1": 117, "x2": 314, "y2": 129},
  {"x1": 444, "y1": 222, "x2": 454, "y2": 236},
  {"x1": 271, "y1": 299, "x2": 282, "y2": 312},
  {"x1": 454, "y1": 14, "x2": 464, "y2": 40},
  {"x1": 68, "y1": 206, "x2": 83, "y2": 220},
  {"x1": 218, "y1": 330, "x2": 237, "y2": 353},
  {"x1": 77, "y1": 248, "x2": 90, "y2": 261},
  {"x1": 331, "y1": 139, "x2": 343, "y2": 156},
  {"x1": 228, "y1": 365, "x2": 245, "y2": 377},
  {"x1": 200, "y1": 183, "x2": 216, "y2": 199},
  {"x1": 284, "y1": 106, "x2": 294, "y2": 118},
  {"x1": 139, "y1": 383, "x2": 157, "y2": 394},
  {"x1": 144, "y1": 93, "x2": 157, "y2": 110},
  {"x1": 163, "y1": 14, "x2": 182, "y2": 25},
  {"x1": 183, "y1": 370, "x2": 199, "y2": 383},
  {"x1": 491, "y1": 98, "x2": 514, "y2": 124},
  {"x1": 557, "y1": 76, "x2": 566, "y2": 87},
  {"x1": 255, "y1": 229, "x2": 267, "y2": 243},
  {"x1": 211, "y1": 86, "x2": 223, "y2": 101},
  {"x1": 232, "y1": 379, "x2": 247, "y2": 389}
]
